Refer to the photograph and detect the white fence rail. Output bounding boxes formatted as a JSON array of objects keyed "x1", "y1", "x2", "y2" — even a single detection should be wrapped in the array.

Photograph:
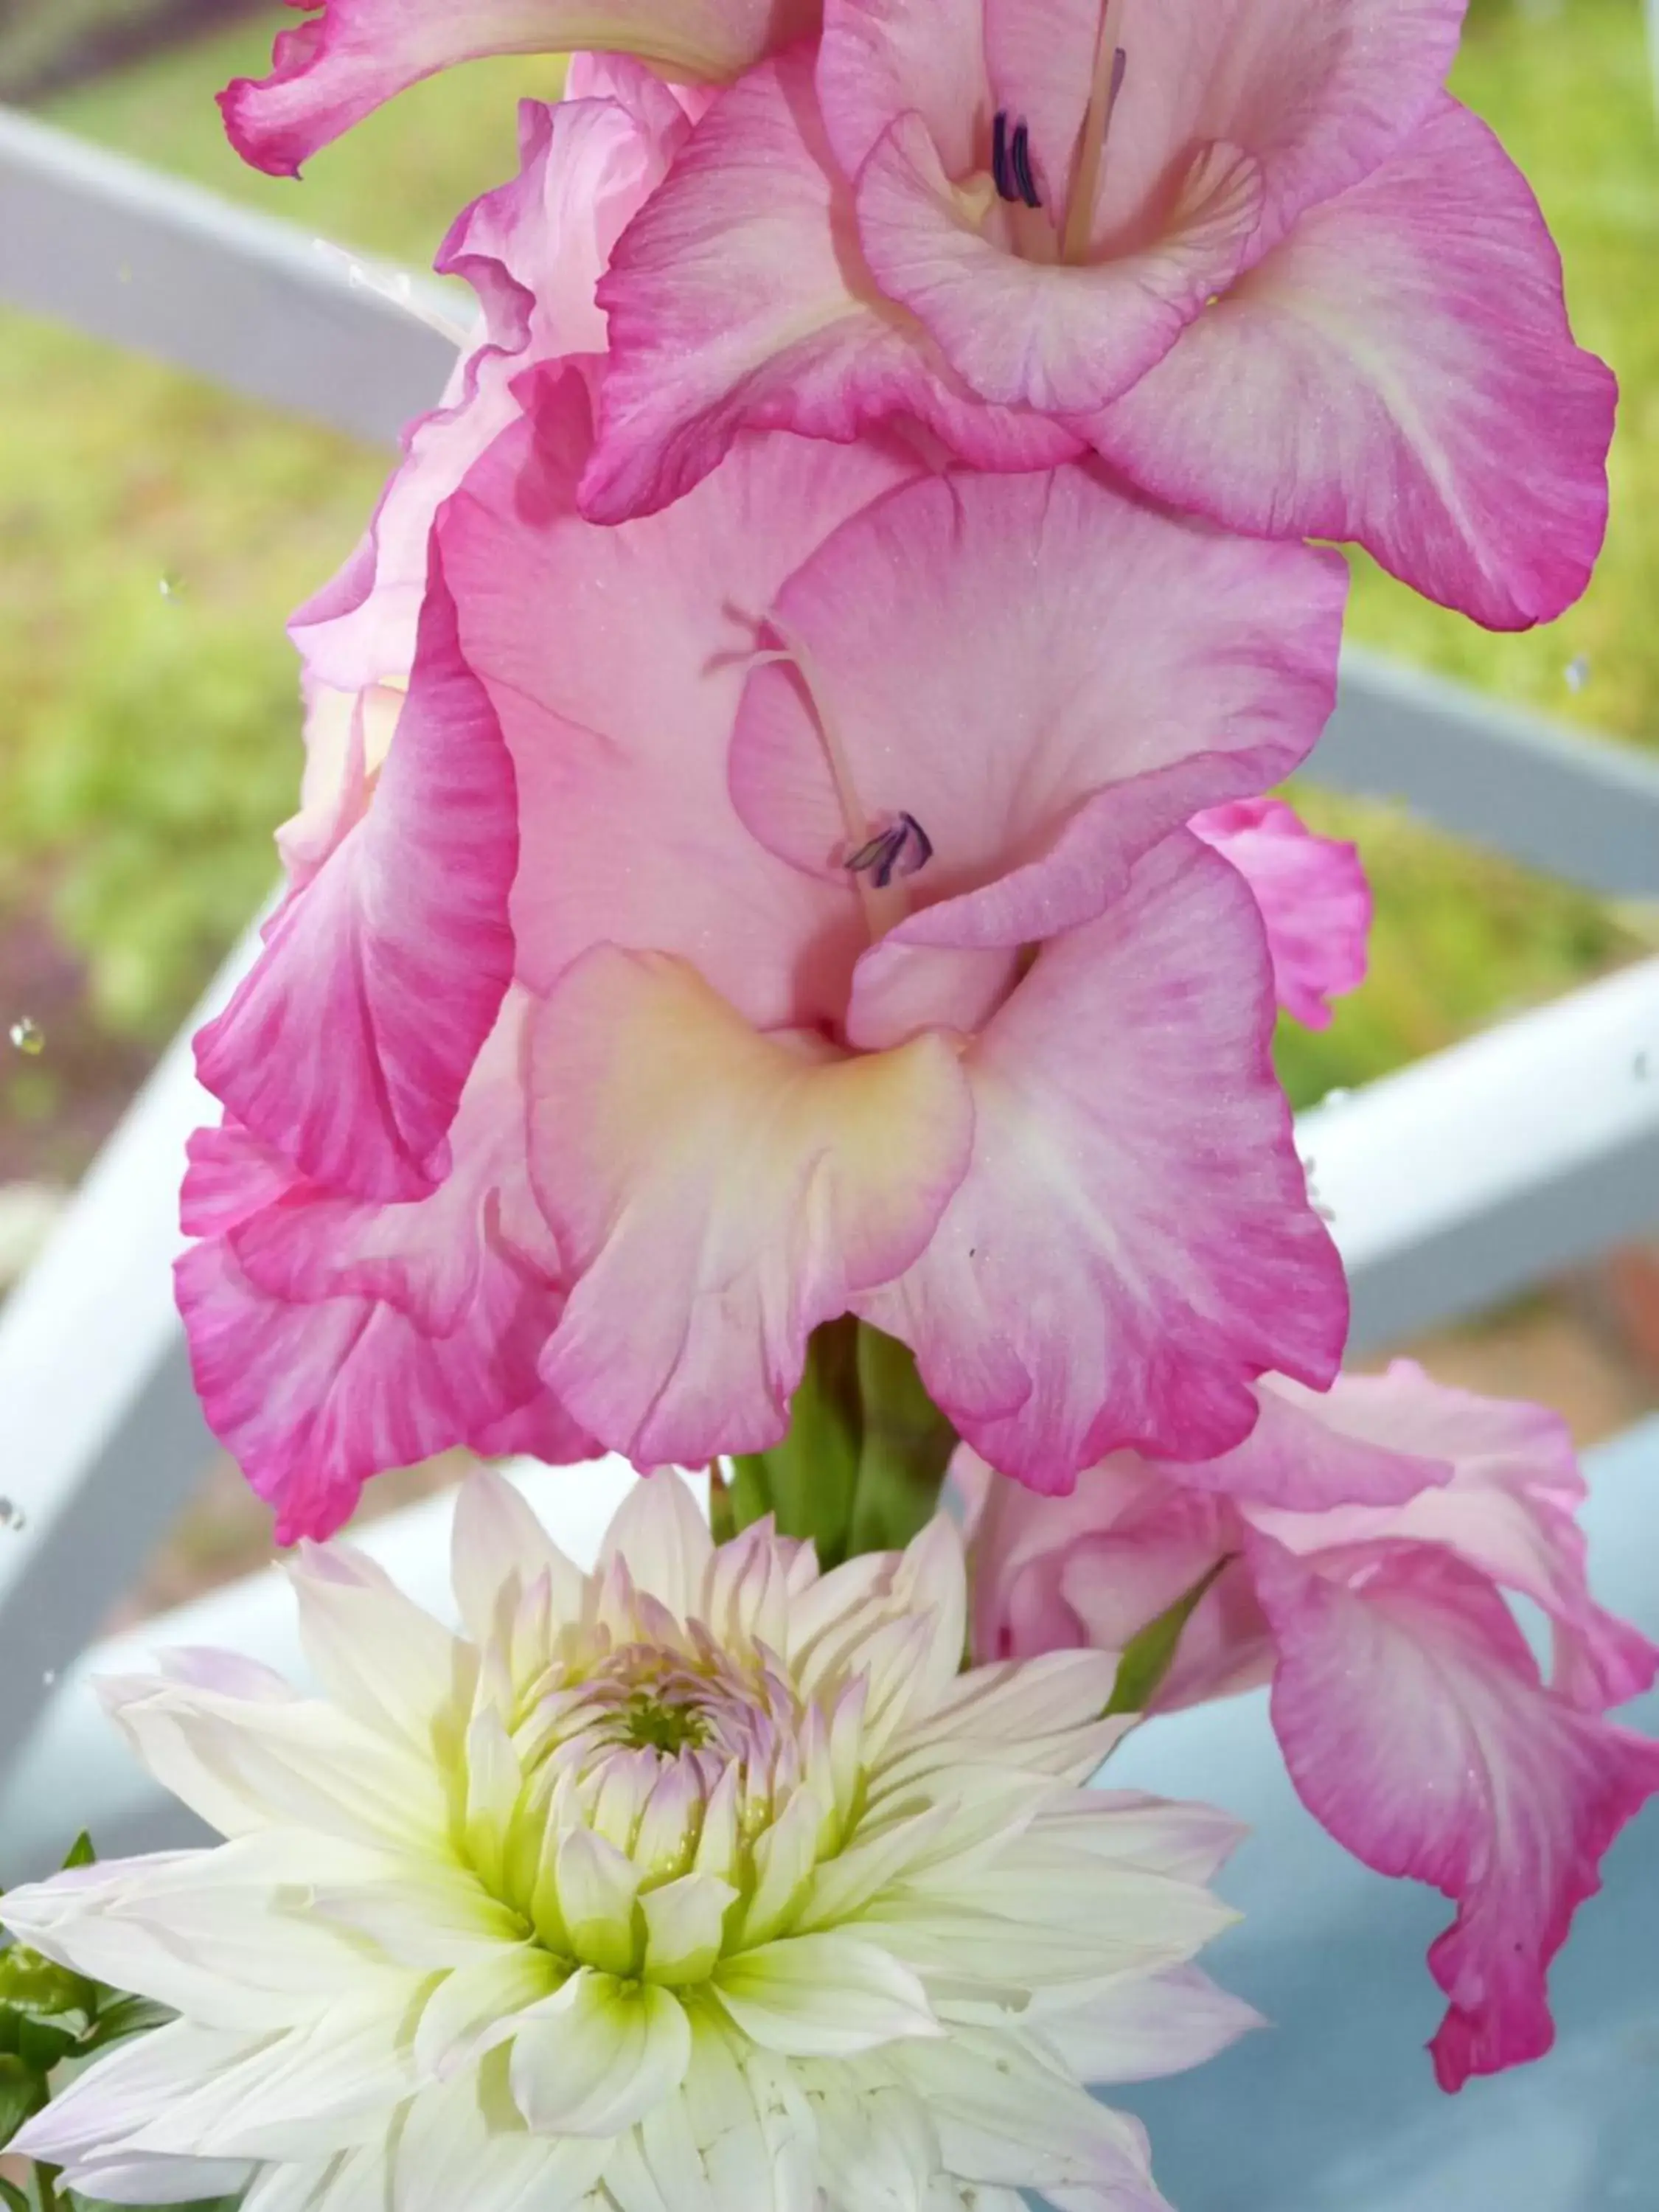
[{"x1": 1, "y1": 105, "x2": 1658, "y2": 1828}]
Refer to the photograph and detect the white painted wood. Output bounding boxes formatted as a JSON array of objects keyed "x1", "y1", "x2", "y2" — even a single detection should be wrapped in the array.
[
  {"x1": 1304, "y1": 955, "x2": 1659, "y2": 1353},
  {"x1": 0, "y1": 914, "x2": 267, "y2": 1777},
  {"x1": 0, "y1": 104, "x2": 458, "y2": 443}
]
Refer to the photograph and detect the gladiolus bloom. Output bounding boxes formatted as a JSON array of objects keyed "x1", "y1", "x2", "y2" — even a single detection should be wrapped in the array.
[
  {"x1": 3, "y1": 1472, "x2": 1254, "y2": 2208},
  {"x1": 961, "y1": 1360, "x2": 1659, "y2": 2089},
  {"x1": 586, "y1": 0, "x2": 1613, "y2": 627},
  {"x1": 182, "y1": 296, "x2": 1352, "y2": 1530}
]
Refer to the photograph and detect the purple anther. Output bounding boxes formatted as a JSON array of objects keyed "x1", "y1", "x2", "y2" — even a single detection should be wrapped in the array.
[
  {"x1": 846, "y1": 811, "x2": 933, "y2": 891},
  {"x1": 1009, "y1": 121, "x2": 1042, "y2": 209},
  {"x1": 991, "y1": 108, "x2": 1017, "y2": 202}
]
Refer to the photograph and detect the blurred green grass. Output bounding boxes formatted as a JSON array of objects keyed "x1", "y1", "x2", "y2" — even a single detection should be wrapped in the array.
[{"x1": 0, "y1": 3, "x2": 1653, "y2": 1167}]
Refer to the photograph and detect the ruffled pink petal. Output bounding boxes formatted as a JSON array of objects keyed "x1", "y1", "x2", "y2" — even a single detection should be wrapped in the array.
[
  {"x1": 858, "y1": 833, "x2": 1347, "y2": 1485},
  {"x1": 1167, "y1": 1373, "x2": 1449, "y2": 1512},
  {"x1": 584, "y1": 49, "x2": 1080, "y2": 524},
  {"x1": 1190, "y1": 797, "x2": 1368, "y2": 1029},
  {"x1": 528, "y1": 947, "x2": 975, "y2": 1465},
  {"x1": 1090, "y1": 98, "x2": 1615, "y2": 627},
  {"x1": 220, "y1": 0, "x2": 811, "y2": 176},
  {"x1": 294, "y1": 80, "x2": 692, "y2": 701},
  {"x1": 728, "y1": 463, "x2": 1345, "y2": 1039},
  {"x1": 1251, "y1": 1533, "x2": 1659, "y2": 2088},
  {"x1": 437, "y1": 358, "x2": 909, "y2": 1031},
  {"x1": 1244, "y1": 1364, "x2": 1659, "y2": 1709},
  {"x1": 195, "y1": 557, "x2": 515, "y2": 1203},
  {"x1": 855, "y1": 115, "x2": 1264, "y2": 415},
  {"x1": 178, "y1": 999, "x2": 591, "y2": 1543}
]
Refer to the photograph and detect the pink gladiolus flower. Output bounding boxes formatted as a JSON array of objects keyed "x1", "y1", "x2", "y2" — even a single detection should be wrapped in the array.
[
  {"x1": 182, "y1": 226, "x2": 1353, "y2": 1528},
  {"x1": 1191, "y1": 797, "x2": 1370, "y2": 1030},
  {"x1": 585, "y1": 0, "x2": 1613, "y2": 627},
  {"x1": 962, "y1": 1359, "x2": 1659, "y2": 2089},
  {"x1": 220, "y1": 0, "x2": 811, "y2": 176}
]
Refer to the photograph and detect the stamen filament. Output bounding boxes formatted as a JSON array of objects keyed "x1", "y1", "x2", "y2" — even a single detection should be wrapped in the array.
[
  {"x1": 752, "y1": 633, "x2": 900, "y2": 939},
  {"x1": 1061, "y1": 0, "x2": 1127, "y2": 265}
]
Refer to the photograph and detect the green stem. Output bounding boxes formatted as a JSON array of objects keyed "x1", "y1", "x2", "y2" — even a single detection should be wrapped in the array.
[
  {"x1": 723, "y1": 1321, "x2": 956, "y2": 1565},
  {"x1": 33, "y1": 2163, "x2": 60, "y2": 2212}
]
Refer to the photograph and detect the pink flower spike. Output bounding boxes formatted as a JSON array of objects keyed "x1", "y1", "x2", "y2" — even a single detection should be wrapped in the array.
[
  {"x1": 220, "y1": 0, "x2": 814, "y2": 177},
  {"x1": 1251, "y1": 1534, "x2": 1659, "y2": 2089},
  {"x1": 195, "y1": 554, "x2": 517, "y2": 1203},
  {"x1": 1191, "y1": 797, "x2": 1369, "y2": 1029}
]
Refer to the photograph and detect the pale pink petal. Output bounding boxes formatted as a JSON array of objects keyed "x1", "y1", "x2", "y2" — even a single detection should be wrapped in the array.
[
  {"x1": 1037, "y1": 1963, "x2": 1263, "y2": 2083},
  {"x1": 859, "y1": 834, "x2": 1346, "y2": 1484},
  {"x1": 195, "y1": 560, "x2": 515, "y2": 1203},
  {"x1": 294, "y1": 82, "x2": 692, "y2": 700},
  {"x1": 1252, "y1": 1533, "x2": 1659, "y2": 2088},
  {"x1": 529, "y1": 946, "x2": 974, "y2": 1465},
  {"x1": 1245, "y1": 1365, "x2": 1659, "y2": 1709},
  {"x1": 220, "y1": 0, "x2": 813, "y2": 175},
  {"x1": 438, "y1": 358, "x2": 910, "y2": 1030},
  {"x1": 728, "y1": 464, "x2": 1346, "y2": 1037},
  {"x1": 855, "y1": 114, "x2": 1263, "y2": 414},
  {"x1": 815, "y1": 0, "x2": 986, "y2": 177},
  {"x1": 585, "y1": 49, "x2": 1080, "y2": 524},
  {"x1": 981, "y1": 0, "x2": 1464, "y2": 251},
  {"x1": 961, "y1": 1447, "x2": 1273, "y2": 1705},
  {"x1": 1190, "y1": 797, "x2": 1368, "y2": 1029},
  {"x1": 276, "y1": 676, "x2": 411, "y2": 900},
  {"x1": 1091, "y1": 99, "x2": 1615, "y2": 627},
  {"x1": 1168, "y1": 1371, "x2": 1450, "y2": 1512},
  {"x1": 178, "y1": 998, "x2": 591, "y2": 1542}
]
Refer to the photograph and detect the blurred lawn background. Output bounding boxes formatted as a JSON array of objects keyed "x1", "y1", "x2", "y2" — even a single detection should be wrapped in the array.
[{"x1": 0, "y1": 0, "x2": 1655, "y2": 1503}]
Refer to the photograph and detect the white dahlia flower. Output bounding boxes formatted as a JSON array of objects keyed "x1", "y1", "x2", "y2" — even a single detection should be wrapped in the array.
[{"x1": 4, "y1": 1471, "x2": 1255, "y2": 2211}]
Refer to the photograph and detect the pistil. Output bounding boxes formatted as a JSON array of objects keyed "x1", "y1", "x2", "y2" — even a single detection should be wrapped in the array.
[{"x1": 1060, "y1": 0, "x2": 1127, "y2": 265}]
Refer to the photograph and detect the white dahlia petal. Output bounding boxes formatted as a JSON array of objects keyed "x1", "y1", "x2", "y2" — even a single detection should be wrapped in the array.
[{"x1": 4, "y1": 1471, "x2": 1244, "y2": 2208}]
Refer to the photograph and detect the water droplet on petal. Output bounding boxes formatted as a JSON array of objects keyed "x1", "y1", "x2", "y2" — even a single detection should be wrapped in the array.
[
  {"x1": 9, "y1": 1017, "x2": 43, "y2": 1056},
  {"x1": 0, "y1": 1497, "x2": 27, "y2": 1531},
  {"x1": 1564, "y1": 654, "x2": 1590, "y2": 693},
  {"x1": 41, "y1": 1669, "x2": 56, "y2": 1688},
  {"x1": 1636, "y1": 1049, "x2": 1652, "y2": 1082},
  {"x1": 159, "y1": 575, "x2": 180, "y2": 601},
  {"x1": 1321, "y1": 1085, "x2": 1354, "y2": 1109}
]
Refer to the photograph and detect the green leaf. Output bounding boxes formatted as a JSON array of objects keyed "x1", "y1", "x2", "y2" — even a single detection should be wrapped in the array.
[
  {"x1": 73, "y1": 2199, "x2": 246, "y2": 2212},
  {"x1": 60, "y1": 1834, "x2": 96, "y2": 1872},
  {"x1": 0, "y1": 2051, "x2": 46, "y2": 2148},
  {"x1": 1105, "y1": 1555, "x2": 1238, "y2": 1717},
  {"x1": 0, "y1": 2175, "x2": 30, "y2": 2212},
  {"x1": 16, "y1": 2016, "x2": 77, "y2": 2073},
  {"x1": 0, "y1": 1944, "x2": 93, "y2": 2024},
  {"x1": 80, "y1": 1995, "x2": 175, "y2": 2052}
]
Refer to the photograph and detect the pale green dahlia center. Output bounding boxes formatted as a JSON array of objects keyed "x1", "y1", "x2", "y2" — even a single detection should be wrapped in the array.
[{"x1": 459, "y1": 1604, "x2": 867, "y2": 1989}]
